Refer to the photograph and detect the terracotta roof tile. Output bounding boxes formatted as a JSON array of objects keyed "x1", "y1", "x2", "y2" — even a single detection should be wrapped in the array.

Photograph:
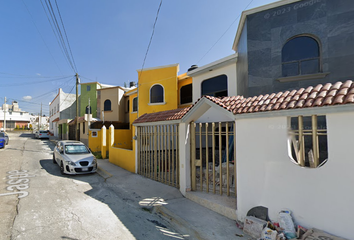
[
  {"x1": 344, "y1": 93, "x2": 354, "y2": 104},
  {"x1": 134, "y1": 81, "x2": 354, "y2": 124}
]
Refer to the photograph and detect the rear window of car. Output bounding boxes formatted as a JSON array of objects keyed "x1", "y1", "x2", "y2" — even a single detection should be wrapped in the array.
[
  {"x1": 0, "y1": 133, "x2": 5, "y2": 137},
  {"x1": 65, "y1": 145, "x2": 90, "y2": 154}
]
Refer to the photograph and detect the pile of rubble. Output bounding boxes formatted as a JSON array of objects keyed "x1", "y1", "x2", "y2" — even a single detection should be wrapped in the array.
[{"x1": 236, "y1": 207, "x2": 346, "y2": 240}]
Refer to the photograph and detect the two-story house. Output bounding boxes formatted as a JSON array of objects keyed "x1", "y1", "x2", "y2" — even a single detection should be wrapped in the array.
[{"x1": 49, "y1": 88, "x2": 76, "y2": 139}]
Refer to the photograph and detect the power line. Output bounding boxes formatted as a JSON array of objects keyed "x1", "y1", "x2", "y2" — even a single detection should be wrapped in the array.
[
  {"x1": 196, "y1": 0, "x2": 255, "y2": 64},
  {"x1": 54, "y1": 0, "x2": 77, "y2": 72},
  {"x1": 139, "y1": 0, "x2": 163, "y2": 76},
  {"x1": 46, "y1": 0, "x2": 76, "y2": 72},
  {"x1": 31, "y1": 76, "x2": 75, "y2": 100},
  {"x1": 40, "y1": 0, "x2": 72, "y2": 71},
  {"x1": 40, "y1": 0, "x2": 77, "y2": 73},
  {"x1": 136, "y1": 0, "x2": 163, "y2": 119},
  {"x1": 0, "y1": 72, "x2": 71, "y2": 78},
  {"x1": 1, "y1": 76, "x2": 73, "y2": 87},
  {"x1": 20, "y1": 0, "x2": 64, "y2": 75}
]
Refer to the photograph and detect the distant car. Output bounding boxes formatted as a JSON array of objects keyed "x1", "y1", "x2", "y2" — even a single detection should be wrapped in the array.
[
  {"x1": 53, "y1": 141, "x2": 97, "y2": 175},
  {"x1": 0, "y1": 132, "x2": 9, "y2": 147},
  {"x1": 36, "y1": 130, "x2": 50, "y2": 139}
]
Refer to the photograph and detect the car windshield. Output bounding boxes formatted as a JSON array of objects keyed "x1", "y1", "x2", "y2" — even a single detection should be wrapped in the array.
[
  {"x1": 65, "y1": 145, "x2": 90, "y2": 154},
  {"x1": 40, "y1": 131, "x2": 47, "y2": 133},
  {"x1": 0, "y1": 132, "x2": 5, "y2": 137}
]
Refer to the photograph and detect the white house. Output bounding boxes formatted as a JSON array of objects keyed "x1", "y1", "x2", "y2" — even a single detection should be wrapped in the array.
[
  {"x1": 0, "y1": 101, "x2": 32, "y2": 130},
  {"x1": 133, "y1": 80, "x2": 354, "y2": 239},
  {"x1": 49, "y1": 88, "x2": 76, "y2": 137}
]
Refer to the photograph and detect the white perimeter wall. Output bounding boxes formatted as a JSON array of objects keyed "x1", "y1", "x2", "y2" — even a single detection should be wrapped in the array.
[{"x1": 236, "y1": 112, "x2": 354, "y2": 239}]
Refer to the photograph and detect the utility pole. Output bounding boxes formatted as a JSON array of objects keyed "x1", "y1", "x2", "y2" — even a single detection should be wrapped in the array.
[
  {"x1": 3, "y1": 97, "x2": 6, "y2": 131},
  {"x1": 39, "y1": 103, "x2": 42, "y2": 130},
  {"x1": 76, "y1": 73, "x2": 80, "y2": 140},
  {"x1": 87, "y1": 98, "x2": 91, "y2": 135}
]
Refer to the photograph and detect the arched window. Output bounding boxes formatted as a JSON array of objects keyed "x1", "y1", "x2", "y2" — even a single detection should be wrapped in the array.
[
  {"x1": 180, "y1": 84, "x2": 192, "y2": 105},
  {"x1": 104, "y1": 100, "x2": 111, "y2": 111},
  {"x1": 150, "y1": 84, "x2": 164, "y2": 103},
  {"x1": 201, "y1": 75, "x2": 228, "y2": 97},
  {"x1": 85, "y1": 105, "x2": 92, "y2": 114},
  {"x1": 282, "y1": 36, "x2": 320, "y2": 77},
  {"x1": 132, "y1": 97, "x2": 138, "y2": 112}
]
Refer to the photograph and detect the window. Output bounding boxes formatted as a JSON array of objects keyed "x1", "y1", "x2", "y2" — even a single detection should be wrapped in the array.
[
  {"x1": 132, "y1": 97, "x2": 138, "y2": 112},
  {"x1": 150, "y1": 84, "x2": 164, "y2": 103},
  {"x1": 104, "y1": 100, "x2": 111, "y2": 111},
  {"x1": 288, "y1": 115, "x2": 328, "y2": 168},
  {"x1": 92, "y1": 131, "x2": 97, "y2": 137},
  {"x1": 85, "y1": 105, "x2": 92, "y2": 114},
  {"x1": 180, "y1": 84, "x2": 192, "y2": 105},
  {"x1": 87, "y1": 85, "x2": 91, "y2": 91},
  {"x1": 57, "y1": 104, "x2": 59, "y2": 112},
  {"x1": 282, "y1": 36, "x2": 320, "y2": 77},
  {"x1": 65, "y1": 144, "x2": 90, "y2": 154},
  {"x1": 83, "y1": 122, "x2": 85, "y2": 134},
  {"x1": 201, "y1": 75, "x2": 228, "y2": 97}
]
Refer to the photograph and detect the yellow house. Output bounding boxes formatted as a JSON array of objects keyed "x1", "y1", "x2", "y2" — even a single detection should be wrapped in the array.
[{"x1": 109, "y1": 63, "x2": 193, "y2": 173}]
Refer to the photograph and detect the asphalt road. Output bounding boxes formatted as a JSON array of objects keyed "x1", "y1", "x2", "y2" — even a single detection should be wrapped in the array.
[{"x1": 0, "y1": 132, "x2": 182, "y2": 240}]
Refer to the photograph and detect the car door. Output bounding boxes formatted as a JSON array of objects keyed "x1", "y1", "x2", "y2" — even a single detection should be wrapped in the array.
[{"x1": 55, "y1": 142, "x2": 63, "y2": 164}]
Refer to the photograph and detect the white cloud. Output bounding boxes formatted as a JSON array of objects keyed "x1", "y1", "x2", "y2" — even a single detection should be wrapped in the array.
[
  {"x1": 23, "y1": 96, "x2": 32, "y2": 101},
  {"x1": 36, "y1": 73, "x2": 41, "y2": 76}
]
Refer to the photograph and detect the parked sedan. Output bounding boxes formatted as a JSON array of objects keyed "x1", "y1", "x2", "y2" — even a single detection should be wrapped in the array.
[
  {"x1": 0, "y1": 132, "x2": 9, "y2": 147},
  {"x1": 36, "y1": 130, "x2": 50, "y2": 139},
  {"x1": 53, "y1": 141, "x2": 97, "y2": 175}
]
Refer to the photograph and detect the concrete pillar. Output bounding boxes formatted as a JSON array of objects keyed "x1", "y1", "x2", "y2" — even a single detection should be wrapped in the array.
[
  {"x1": 101, "y1": 125, "x2": 106, "y2": 159},
  {"x1": 109, "y1": 124, "x2": 114, "y2": 161},
  {"x1": 179, "y1": 122, "x2": 191, "y2": 196}
]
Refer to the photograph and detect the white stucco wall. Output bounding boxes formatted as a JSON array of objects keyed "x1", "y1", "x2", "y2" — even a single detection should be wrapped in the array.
[
  {"x1": 192, "y1": 63, "x2": 237, "y2": 103},
  {"x1": 236, "y1": 112, "x2": 354, "y2": 239},
  {"x1": 196, "y1": 107, "x2": 234, "y2": 123}
]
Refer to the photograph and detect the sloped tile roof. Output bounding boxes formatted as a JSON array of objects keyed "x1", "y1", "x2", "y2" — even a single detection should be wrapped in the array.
[
  {"x1": 133, "y1": 107, "x2": 191, "y2": 124},
  {"x1": 205, "y1": 80, "x2": 354, "y2": 114},
  {"x1": 133, "y1": 81, "x2": 354, "y2": 124}
]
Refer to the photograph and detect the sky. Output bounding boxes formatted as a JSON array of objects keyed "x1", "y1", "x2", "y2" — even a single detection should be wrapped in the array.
[{"x1": 0, "y1": 0, "x2": 277, "y2": 116}]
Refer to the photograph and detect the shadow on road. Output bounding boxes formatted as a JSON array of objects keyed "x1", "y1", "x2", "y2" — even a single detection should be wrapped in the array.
[{"x1": 39, "y1": 158, "x2": 182, "y2": 240}]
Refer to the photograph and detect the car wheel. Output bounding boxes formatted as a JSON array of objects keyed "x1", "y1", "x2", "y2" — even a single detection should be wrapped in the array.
[
  {"x1": 60, "y1": 162, "x2": 65, "y2": 175},
  {"x1": 53, "y1": 154, "x2": 56, "y2": 164}
]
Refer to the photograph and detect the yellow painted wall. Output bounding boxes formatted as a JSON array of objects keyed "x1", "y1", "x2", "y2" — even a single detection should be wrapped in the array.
[
  {"x1": 109, "y1": 146, "x2": 135, "y2": 173},
  {"x1": 137, "y1": 65, "x2": 179, "y2": 115},
  {"x1": 113, "y1": 129, "x2": 132, "y2": 149},
  {"x1": 89, "y1": 128, "x2": 111, "y2": 156},
  {"x1": 88, "y1": 129, "x2": 102, "y2": 152}
]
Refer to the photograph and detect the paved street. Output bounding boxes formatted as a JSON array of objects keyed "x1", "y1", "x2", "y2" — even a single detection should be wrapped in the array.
[{"x1": 0, "y1": 132, "x2": 185, "y2": 240}]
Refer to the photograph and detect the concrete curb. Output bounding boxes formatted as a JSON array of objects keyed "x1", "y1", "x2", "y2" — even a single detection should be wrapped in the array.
[
  {"x1": 154, "y1": 205, "x2": 203, "y2": 240},
  {"x1": 96, "y1": 166, "x2": 112, "y2": 181}
]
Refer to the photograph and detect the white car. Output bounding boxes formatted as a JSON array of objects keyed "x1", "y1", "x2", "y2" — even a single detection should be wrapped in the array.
[
  {"x1": 53, "y1": 141, "x2": 97, "y2": 175},
  {"x1": 36, "y1": 130, "x2": 50, "y2": 139}
]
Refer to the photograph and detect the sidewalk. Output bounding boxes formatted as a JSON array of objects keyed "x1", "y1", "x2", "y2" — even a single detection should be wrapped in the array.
[
  {"x1": 48, "y1": 136, "x2": 249, "y2": 239},
  {"x1": 97, "y1": 158, "x2": 249, "y2": 240}
]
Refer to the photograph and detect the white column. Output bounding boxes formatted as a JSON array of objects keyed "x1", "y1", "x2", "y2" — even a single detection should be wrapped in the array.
[{"x1": 178, "y1": 122, "x2": 191, "y2": 196}]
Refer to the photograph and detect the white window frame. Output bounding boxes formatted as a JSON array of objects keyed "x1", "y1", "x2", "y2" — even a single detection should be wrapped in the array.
[{"x1": 149, "y1": 84, "x2": 165, "y2": 105}]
